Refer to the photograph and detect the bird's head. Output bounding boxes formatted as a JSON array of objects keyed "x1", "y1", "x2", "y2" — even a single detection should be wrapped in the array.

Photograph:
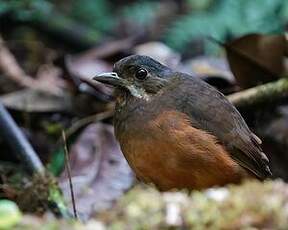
[{"x1": 93, "y1": 55, "x2": 172, "y2": 100}]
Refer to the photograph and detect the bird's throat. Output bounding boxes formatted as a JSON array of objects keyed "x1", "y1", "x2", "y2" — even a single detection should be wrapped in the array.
[{"x1": 126, "y1": 85, "x2": 151, "y2": 101}]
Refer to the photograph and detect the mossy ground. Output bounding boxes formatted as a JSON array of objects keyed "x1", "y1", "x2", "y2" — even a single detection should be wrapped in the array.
[{"x1": 3, "y1": 179, "x2": 288, "y2": 229}]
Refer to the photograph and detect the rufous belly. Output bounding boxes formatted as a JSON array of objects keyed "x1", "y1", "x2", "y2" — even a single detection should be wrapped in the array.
[{"x1": 118, "y1": 110, "x2": 248, "y2": 191}]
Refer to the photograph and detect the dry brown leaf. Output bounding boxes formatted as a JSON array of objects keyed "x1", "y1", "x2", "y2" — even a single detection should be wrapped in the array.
[
  {"x1": 66, "y1": 56, "x2": 112, "y2": 80},
  {"x1": 77, "y1": 36, "x2": 138, "y2": 60},
  {"x1": 59, "y1": 123, "x2": 134, "y2": 219},
  {"x1": 0, "y1": 36, "x2": 65, "y2": 96},
  {"x1": 0, "y1": 89, "x2": 72, "y2": 112},
  {"x1": 134, "y1": 42, "x2": 180, "y2": 67},
  {"x1": 65, "y1": 55, "x2": 114, "y2": 99},
  {"x1": 181, "y1": 56, "x2": 236, "y2": 94},
  {"x1": 226, "y1": 33, "x2": 287, "y2": 88}
]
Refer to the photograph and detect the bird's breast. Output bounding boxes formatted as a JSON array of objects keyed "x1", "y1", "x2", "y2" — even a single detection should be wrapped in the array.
[{"x1": 115, "y1": 109, "x2": 248, "y2": 191}]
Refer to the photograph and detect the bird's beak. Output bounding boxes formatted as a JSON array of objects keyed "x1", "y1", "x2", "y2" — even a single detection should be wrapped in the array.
[{"x1": 93, "y1": 72, "x2": 124, "y2": 87}]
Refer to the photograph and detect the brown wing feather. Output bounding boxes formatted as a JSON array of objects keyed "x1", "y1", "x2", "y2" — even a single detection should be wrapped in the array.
[{"x1": 158, "y1": 74, "x2": 271, "y2": 178}]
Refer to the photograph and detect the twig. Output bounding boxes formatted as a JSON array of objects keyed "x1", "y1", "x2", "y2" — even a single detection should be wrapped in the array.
[
  {"x1": 62, "y1": 131, "x2": 78, "y2": 219},
  {"x1": 65, "y1": 109, "x2": 114, "y2": 139},
  {"x1": 228, "y1": 78, "x2": 288, "y2": 108}
]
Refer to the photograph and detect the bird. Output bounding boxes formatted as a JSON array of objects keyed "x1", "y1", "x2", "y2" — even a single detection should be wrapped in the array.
[{"x1": 93, "y1": 55, "x2": 271, "y2": 191}]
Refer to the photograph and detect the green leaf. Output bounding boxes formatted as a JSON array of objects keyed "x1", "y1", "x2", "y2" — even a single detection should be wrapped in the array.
[{"x1": 48, "y1": 147, "x2": 65, "y2": 176}]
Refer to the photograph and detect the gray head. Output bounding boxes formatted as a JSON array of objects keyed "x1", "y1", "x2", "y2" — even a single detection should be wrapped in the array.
[{"x1": 93, "y1": 55, "x2": 172, "y2": 99}]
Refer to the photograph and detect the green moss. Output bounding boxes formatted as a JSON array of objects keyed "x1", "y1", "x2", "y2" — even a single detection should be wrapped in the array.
[
  {"x1": 0, "y1": 200, "x2": 22, "y2": 229},
  {"x1": 8, "y1": 180, "x2": 288, "y2": 229},
  {"x1": 103, "y1": 180, "x2": 288, "y2": 229}
]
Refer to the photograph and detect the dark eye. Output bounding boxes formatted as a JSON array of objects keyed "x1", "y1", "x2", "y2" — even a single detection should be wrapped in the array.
[{"x1": 135, "y1": 68, "x2": 148, "y2": 80}]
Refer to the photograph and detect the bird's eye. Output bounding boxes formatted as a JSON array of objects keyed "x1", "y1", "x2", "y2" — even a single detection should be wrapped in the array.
[{"x1": 135, "y1": 68, "x2": 148, "y2": 80}]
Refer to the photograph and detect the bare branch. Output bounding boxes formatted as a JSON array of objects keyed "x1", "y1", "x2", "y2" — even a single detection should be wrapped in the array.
[{"x1": 228, "y1": 78, "x2": 288, "y2": 108}]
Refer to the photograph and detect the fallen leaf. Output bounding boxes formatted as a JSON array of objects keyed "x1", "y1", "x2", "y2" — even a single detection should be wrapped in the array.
[
  {"x1": 65, "y1": 55, "x2": 114, "y2": 100},
  {"x1": 181, "y1": 56, "x2": 237, "y2": 94},
  {"x1": 0, "y1": 89, "x2": 72, "y2": 112},
  {"x1": 35, "y1": 64, "x2": 67, "y2": 94},
  {"x1": 66, "y1": 56, "x2": 112, "y2": 80},
  {"x1": 134, "y1": 42, "x2": 180, "y2": 67},
  {"x1": 59, "y1": 123, "x2": 134, "y2": 218},
  {"x1": 77, "y1": 36, "x2": 139, "y2": 60},
  {"x1": 225, "y1": 33, "x2": 287, "y2": 88},
  {"x1": 0, "y1": 36, "x2": 65, "y2": 96}
]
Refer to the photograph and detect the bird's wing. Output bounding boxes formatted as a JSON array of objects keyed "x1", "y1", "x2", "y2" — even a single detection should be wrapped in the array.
[{"x1": 161, "y1": 74, "x2": 271, "y2": 179}]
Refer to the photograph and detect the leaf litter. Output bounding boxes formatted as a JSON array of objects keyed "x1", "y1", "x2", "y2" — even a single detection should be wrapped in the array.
[{"x1": 59, "y1": 123, "x2": 134, "y2": 218}]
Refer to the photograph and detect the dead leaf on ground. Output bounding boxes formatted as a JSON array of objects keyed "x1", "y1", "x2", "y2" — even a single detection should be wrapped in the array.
[
  {"x1": 0, "y1": 89, "x2": 72, "y2": 112},
  {"x1": 0, "y1": 36, "x2": 66, "y2": 96},
  {"x1": 65, "y1": 55, "x2": 114, "y2": 100},
  {"x1": 66, "y1": 56, "x2": 112, "y2": 80},
  {"x1": 59, "y1": 123, "x2": 134, "y2": 219},
  {"x1": 134, "y1": 42, "x2": 180, "y2": 67},
  {"x1": 35, "y1": 64, "x2": 67, "y2": 94},
  {"x1": 225, "y1": 33, "x2": 287, "y2": 88},
  {"x1": 181, "y1": 56, "x2": 237, "y2": 94},
  {"x1": 77, "y1": 35, "x2": 140, "y2": 60}
]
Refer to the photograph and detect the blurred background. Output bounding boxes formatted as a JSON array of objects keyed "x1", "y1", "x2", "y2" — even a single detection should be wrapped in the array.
[
  {"x1": 0, "y1": 0, "x2": 288, "y2": 229},
  {"x1": 2, "y1": 0, "x2": 288, "y2": 53}
]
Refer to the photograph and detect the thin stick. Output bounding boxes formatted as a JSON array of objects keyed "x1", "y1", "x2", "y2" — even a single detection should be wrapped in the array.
[
  {"x1": 62, "y1": 130, "x2": 78, "y2": 219},
  {"x1": 65, "y1": 109, "x2": 114, "y2": 139}
]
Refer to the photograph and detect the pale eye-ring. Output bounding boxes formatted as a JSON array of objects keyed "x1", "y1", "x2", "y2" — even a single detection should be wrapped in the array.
[{"x1": 135, "y1": 68, "x2": 148, "y2": 80}]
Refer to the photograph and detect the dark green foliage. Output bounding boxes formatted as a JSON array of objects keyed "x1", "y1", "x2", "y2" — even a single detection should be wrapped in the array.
[
  {"x1": 69, "y1": 0, "x2": 160, "y2": 32},
  {"x1": 164, "y1": 0, "x2": 288, "y2": 53},
  {"x1": 121, "y1": 1, "x2": 160, "y2": 27},
  {"x1": 186, "y1": 0, "x2": 214, "y2": 10},
  {"x1": 2, "y1": 0, "x2": 288, "y2": 54},
  {"x1": 69, "y1": 0, "x2": 114, "y2": 33},
  {"x1": 0, "y1": 0, "x2": 52, "y2": 20}
]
